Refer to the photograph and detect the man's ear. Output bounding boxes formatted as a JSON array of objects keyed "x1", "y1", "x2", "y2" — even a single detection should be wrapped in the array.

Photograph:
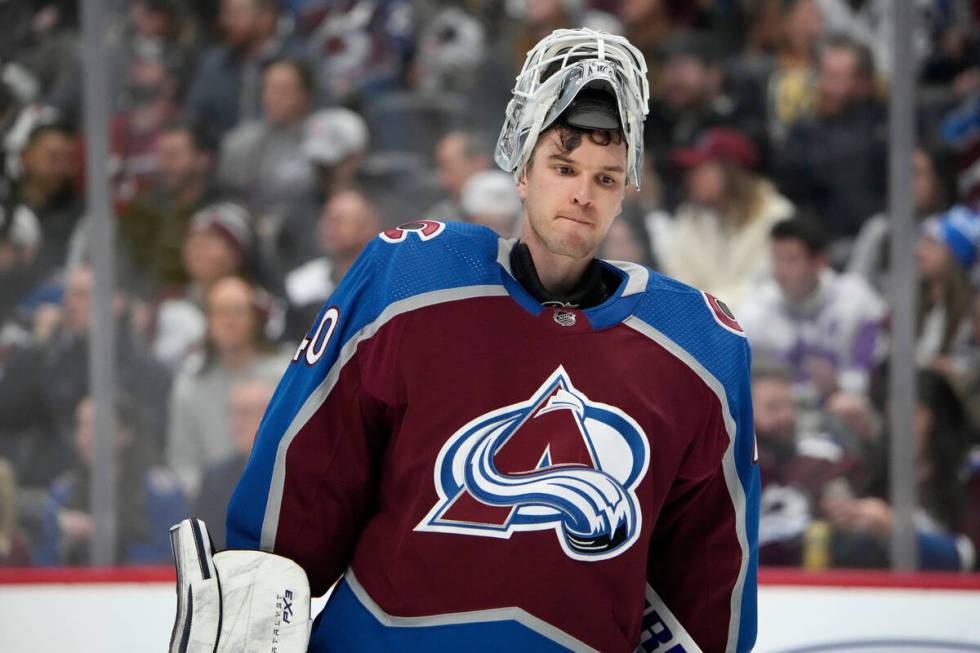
[{"x1": 516, "y1": 168, "x2": 528, "y2": 200}]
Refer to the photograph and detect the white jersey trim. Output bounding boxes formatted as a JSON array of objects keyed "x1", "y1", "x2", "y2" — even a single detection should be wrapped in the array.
[
  {"x1": 344, "y1": 569, "x2": 601, "y2": 652},
  {"x1": 259, "y1": 285, "x2": 510, "y2": 551},
  {"x1": 635, "y1": 584, "x2": 704, "y2": 653},
  {"x1": 624, "y1": 316, "x2": 751, "y2": 653}
]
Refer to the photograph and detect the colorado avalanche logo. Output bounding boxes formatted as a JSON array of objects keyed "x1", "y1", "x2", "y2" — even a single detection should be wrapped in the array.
[{"x1": 416, "y1": 366, "x2": 650, "y2": 561}]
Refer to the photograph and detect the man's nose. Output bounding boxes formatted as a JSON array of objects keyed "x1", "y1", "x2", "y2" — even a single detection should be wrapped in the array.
[{"x1": 572, "y1": 176, "x2": 593, "y2": 208}]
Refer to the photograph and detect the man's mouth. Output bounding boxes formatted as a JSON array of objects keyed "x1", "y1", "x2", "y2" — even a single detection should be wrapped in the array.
[{"x1": 556, "y1": 215, "x2": 591, "y2": 226}]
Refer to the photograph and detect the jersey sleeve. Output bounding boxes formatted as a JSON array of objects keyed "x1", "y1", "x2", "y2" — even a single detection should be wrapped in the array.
[
  {"x1": 633, "y1": 290, "x2": 760, "y2": 653},
  {"x1": 226, "y1": 237, "x2": 395, "y2": 595}
]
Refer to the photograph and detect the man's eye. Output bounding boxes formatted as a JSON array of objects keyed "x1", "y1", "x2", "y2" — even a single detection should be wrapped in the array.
[{"x1": 556, "y1": 166, "x2": 573, "y2": 175}]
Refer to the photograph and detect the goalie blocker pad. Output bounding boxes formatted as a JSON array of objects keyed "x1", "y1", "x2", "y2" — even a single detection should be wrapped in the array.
[{"x1": 170, "y1": 519, "x2": 311, "y2": 653}]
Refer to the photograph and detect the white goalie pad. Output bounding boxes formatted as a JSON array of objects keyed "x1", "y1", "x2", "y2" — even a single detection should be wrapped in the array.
[{"x1": 169, "y1": 519, "x2": 311, "y2": 653}]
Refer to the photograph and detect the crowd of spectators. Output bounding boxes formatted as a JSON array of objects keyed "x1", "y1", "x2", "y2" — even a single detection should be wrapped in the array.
[{"x1": 0, "y1": 0, "x2": 978, "y2": 571}]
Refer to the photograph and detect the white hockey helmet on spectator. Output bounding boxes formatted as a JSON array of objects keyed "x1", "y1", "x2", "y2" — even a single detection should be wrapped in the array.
[{"x1": 494, "y1": 27, "x2": 649, "y2": 189}]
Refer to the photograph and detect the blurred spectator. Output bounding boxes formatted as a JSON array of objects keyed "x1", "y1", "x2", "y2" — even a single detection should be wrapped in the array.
[
  {"x1": 35, "y1": 395, "x2": 187, "y2": 566},
  {"x1": 0, "y1": 200, "x2": 42, "y2": 320},
  {"x1": 151, "y1": 201, "x2": 255, "y2": 370},
  {"x1": 825, "y1": 370, "x2": 978, "y2": 571},
  {"x1": 656, "y1": 128, "x2": 793, "y2": 311},
  {"x1": 412, "y1": 6, "x2": 487, "y2": 96},
  {"x1": 185, "y1": 0, "x2": 308, "y2": 136},
  {"x1": 300, "y1": 0, "x2": 416, "y2": 105},
  {"x1": 426, "y1": 130, "x2": 492, "y2": 220},
  {"x1": 773, "y1": 35, "x2": 887, "y2": 242},
  {"x1": 847, "y1": 147, "x2": 950, "y2": 294},
  {"x1": 644, "y1": 32, "x2": 761, "y2": 211},
  {"x1": 195, "y1": 379, "x2": 275, "y2": 550},
  {"x1": 167, "y1": 275, "x2": 290, "y2": 500},
  {"x1": 0, "y1": 265, "x2": 171, "y2": 486},
  {"x1": 815, "y1": 0, "x2": 939, "y2": 81},
  {"x1": 0, "y1": 458, "x2": 30, "y2": 565},
  {"x1": 15, "y1": 121, "x2": 82, "y2": 280},
  {"x1": 218, "y1": 57, "x2": 317, "y2": 274},
  {"x1": 117, "y1": 119, "x2": 220, "y2": 299},
  {"x1": 739, "y1": 217, "x2": 886, "y2": 403},
  {"x1": 284, "y1": 189, "x2": 381, "y2": 339},
  {"x1": 109, "y1": 45, "x2": 184, "y2": 205},
  {"x1": 946, "y1": 293, "x2": 980, "y2": 431},
  {"x1": 460, "y1": 170, "x2": 521, "y2": 237},
  {"x1": 10, "y1": 3, "x2": 81, "y2": 119},
  {"x1": 303, "y1": 108, "x2": 369, "y2": 203},
  {"x1": 753, "y1": 362, "x2": 866, "y2": 566},
  {"x1": 731, "y1": 0, "x2": 824, "y2": 148},
  {"x1": 915, "y1": 205, "x2": 980, "y2": 366},
  {"x1": 599, "y1": 215, "x2": 655, "y2": 268}
]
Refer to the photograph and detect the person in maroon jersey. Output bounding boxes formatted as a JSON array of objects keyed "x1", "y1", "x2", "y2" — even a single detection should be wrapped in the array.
[{"x1": 170, "y1": 28, "x2": 759, "y2": 653}]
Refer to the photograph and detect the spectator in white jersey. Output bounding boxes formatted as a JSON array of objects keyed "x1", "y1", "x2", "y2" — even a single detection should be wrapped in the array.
[{"x1": 738, "y1": 216, "x2": 886, "y2": 404}]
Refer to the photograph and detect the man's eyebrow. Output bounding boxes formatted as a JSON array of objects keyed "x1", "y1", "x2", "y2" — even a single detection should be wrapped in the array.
[{"x1": 546, "y1": 153, "x2": 625, "y2": 173}]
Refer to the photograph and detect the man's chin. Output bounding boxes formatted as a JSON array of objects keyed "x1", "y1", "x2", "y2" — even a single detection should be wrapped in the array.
[{"x1": 542, "y1": 235, "x2": 596, "y2": 259}]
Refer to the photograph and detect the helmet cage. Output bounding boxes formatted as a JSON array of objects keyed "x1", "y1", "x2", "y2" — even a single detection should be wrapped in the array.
[{"x1": 495, "y1": 28, "x2": 650, "y2": 189}]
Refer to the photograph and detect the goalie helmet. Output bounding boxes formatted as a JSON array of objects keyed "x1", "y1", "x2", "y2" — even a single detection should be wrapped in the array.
[{"x1": 494, "y1": 27, "x2": 650, "y2": 189}]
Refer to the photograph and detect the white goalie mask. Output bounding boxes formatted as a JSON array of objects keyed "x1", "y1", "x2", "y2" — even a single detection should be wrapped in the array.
[{"x1": 494, "y1": 28, "x2": 650, "y2": 189}]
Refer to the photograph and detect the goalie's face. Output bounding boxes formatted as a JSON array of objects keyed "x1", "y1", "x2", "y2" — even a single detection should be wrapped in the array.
[{"x1": 517, "y1": 129, "x2": 627, "y2": 260}]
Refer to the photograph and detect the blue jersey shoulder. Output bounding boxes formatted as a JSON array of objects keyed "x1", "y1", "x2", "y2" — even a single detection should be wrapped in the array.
[
  {"x1": 631, "y1": 269, "x2": 751, "y2": 392},
  {"x1": 364, "y1": 219, "x2": 503, "y2": 306}
]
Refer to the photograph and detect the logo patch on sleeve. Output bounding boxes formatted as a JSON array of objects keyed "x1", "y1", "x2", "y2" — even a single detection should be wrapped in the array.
[
  {"x1": 380, "y1": 220, "x2": 446, "y2": 243},
  {"x1": 702, "y1": 292, "x2": 744, "y2": 336}
]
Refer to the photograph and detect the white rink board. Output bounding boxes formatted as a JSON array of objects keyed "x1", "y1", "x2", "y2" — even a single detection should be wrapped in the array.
[{"x1": 1, "y1": 583, "x2": 979, "y2": 652}]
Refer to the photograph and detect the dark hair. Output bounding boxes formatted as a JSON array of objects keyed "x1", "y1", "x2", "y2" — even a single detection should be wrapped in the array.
[
  {"x1": 263, "y1": 56, "x2": 316, "y2": 98},
  {"x1": 770, "y1": 215, "x2": 828, "y2": 255},
  {"x1": 917, "y1": 369, "x2": 971, "y2": 527},
  {"x1": 526, "y1": 115, "x2": 624, "y2": 171},
  {"x1": 159, "y1": 117, "x2": 219, "y2": 155},
  {"x1": 821, "y1": 34, "x2": 875, "y2": 81}
]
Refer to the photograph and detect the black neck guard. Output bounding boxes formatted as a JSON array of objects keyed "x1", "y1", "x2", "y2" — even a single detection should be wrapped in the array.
[{"x1": 509, "y1": 242, "x2": 618, "y2": 309}]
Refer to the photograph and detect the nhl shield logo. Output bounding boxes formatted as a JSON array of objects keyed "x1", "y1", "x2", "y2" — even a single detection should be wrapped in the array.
[{"x1": 416, "y1": 366, "x2": 650, "y2": 561}]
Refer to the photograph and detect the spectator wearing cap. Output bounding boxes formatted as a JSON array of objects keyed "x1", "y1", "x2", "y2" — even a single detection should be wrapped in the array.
[
  {"x1": 303, "y1": 108, "x2": 369, "y2": 203},
  {"x1": 283, "y1": 189, "x2": 381, "y2": 340},
  {"x1": 460, "y1": 170, "x2": 522, "y2": 237},
  {"x1": 644, "y1": 31, "x2": 763, "y2": 211},
  {"x1": 916, "y1": 205, "x2": 980, "y2": 368},
  {"x1": 426, "y1": 130, "x2": 492, "y2": 221},
  {"x1": 739, "y1": 217, "x2": 887, "y2": 405},
  {"x1": 655, "y1": 128, "x2": 794, "y2": 312},
  {"x1": 773, "y1": 34, "x2": 887, "y2": 242},
  {"x1": 166, "y1": 276, "x2": 290, "y2": 501},
  {"x1": 217, "y1": 56, "x2": 318, "y2": 276},
  {"x1": 151, "y1": 201, "x2": 255, "y2": 371},
  {"x1": 184, "y1": 0, "x2": 309, "y2": 137},
  {"x1": 117, "y1": 119, "x2": 221, "y2": 300}
]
